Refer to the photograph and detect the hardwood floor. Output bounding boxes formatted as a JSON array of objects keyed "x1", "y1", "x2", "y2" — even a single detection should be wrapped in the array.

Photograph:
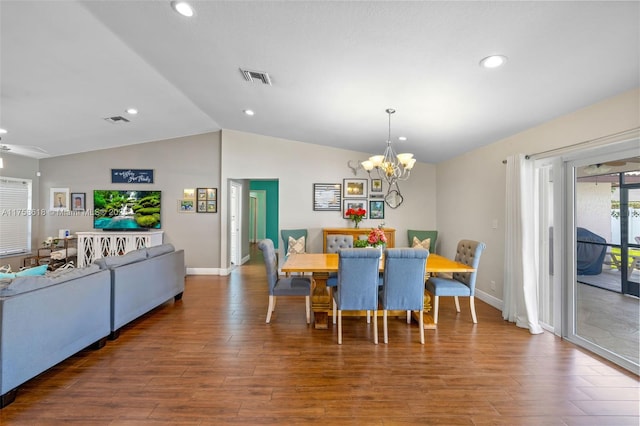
[{"x1": 1, "y1": 249, "x2": 638, "y2": 425}]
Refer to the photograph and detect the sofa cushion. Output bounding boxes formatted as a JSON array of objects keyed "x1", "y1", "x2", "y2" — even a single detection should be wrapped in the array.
[
  {"x1": 16, "y1": 264, "x2": 49, "y2": 277},
  {"x1": 4, "y1": 275, "x2": 53, "y2": 295},
  {"x1": 94, "y1": 249, "x2": 147, "y2": 269},
  {"x1": 146, "y1": 243, "x2": 175, "y2": 258}
]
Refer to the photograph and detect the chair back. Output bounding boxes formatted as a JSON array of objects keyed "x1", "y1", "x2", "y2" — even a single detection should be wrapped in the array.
[
  {"x1": 326, "y1": 234, "x2": 353, "y2": 253},
  {"x1": 257, "y1": 239, "x2": 278, "y2": 294},
  {"x1": 452, "y1": 240, "x2": 486, "y2": 295},
  {"x1": 281, "y1": 229, "x2": 307, "y2": 254},
  {"x1": 336, "y1": 248, "x2": 380, "y2": 310},
  {"x1": 407, "y1": 230, "x2": 438, "y2": 253},
  {"x1": 381, "y1": 248, "x2": 429, "y2": 311}
]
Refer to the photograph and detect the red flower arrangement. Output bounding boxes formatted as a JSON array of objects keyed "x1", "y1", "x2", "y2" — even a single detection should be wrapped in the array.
[
  {"x1": 346, "y1": 207, "x2": 366, "y2": 228},
  {"x1": 367, "y1": 227, "x2": 387, "y2": 247}
]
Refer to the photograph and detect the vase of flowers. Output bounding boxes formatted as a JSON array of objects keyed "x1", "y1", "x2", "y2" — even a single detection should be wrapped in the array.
[
  {"x1": 346, "y1": 207, "x2": 366, "y2": 228},
  {"x1": 367, "y1": 227, "x2": 388, "y2": 258}
]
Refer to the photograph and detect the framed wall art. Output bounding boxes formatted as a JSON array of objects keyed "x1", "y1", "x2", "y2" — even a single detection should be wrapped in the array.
[
  {"x1": 50, "y1": 188, "x2": 70, "y2": 212},
  {"x1": 196, "y1": 187, "x2": 217, "y2": 213},
  {"x1": 343, "y1": 178, "x2": 368, "y2": 198},
  {"x1": 370, "y1": 178, "x2": 383, "y2": 193},
  {"x1": 343, "y1": 199, "x2": 368, "y2": 219},
  {"x1": 71, "y1": 192, "x2": 86, "y2": 211},
  {"x1": 178, "y1": 199, "x2": 195, "y2": 213},
  {"x1": 369, "y1": 200, "x2": 385, "y2": 219},
  {"x1": 313, "y1": 183, "x2": 341, "y2": 211},
  {"x1": 111, "y1": 169, "x2": 154, "y2": 184}
]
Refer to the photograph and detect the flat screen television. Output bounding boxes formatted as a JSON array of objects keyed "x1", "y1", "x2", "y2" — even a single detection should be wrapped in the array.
[{"x1": 93, "y1": 190, "x2": 161, "y2": 230}]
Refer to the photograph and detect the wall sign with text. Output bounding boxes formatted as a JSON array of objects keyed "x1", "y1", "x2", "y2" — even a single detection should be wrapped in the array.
[{"x1": 111, "y1": 169, "x2": 154, "y2": 184}]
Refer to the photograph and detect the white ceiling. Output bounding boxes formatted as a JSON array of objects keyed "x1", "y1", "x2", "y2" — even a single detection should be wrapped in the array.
[{"x1": 1, "y1": 1, "x2": 638, "y2": 162}]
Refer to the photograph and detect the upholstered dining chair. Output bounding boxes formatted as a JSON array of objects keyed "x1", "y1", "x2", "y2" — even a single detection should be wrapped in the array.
[
  {"x1": 325, "y1": 234, "x2": 354, "y2": 289},
  {"x1": 332, "y1": 248, "x2": 381, "y2": 344},
  {"x1": 257, "y1": 239, "x2": 312, "y2": 324},
  {"x1": 425, "y1": 239, "x2": 486, "y2": 324},
  {"x1": 379, "y1": 248, "x2": 429, "y2": 344},
  {"x1": 407, "y1": 230, "x2": 438, "y2": 253}
]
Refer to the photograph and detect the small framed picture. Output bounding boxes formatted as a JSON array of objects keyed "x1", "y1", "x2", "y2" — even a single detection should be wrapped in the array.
[
  {"x1": 343, "y1": 199, "x2": 368, "y2": 219},
  {"x1": 183, "y1": 188, "x2": 195, "y2": 199},
  {"x1": 50, "y1": 188, "x2": 70, "y2": 212},
  {"x1": 343, "y1": 178, "x2": 368, "y2": 198},
  {"x1": 71, "y1": 192, "x2": 86, "y2": 211},
  {"x1": 313, "y1": 183, "x2": 341, "y2": 211},
  {"x1": 371, "y1": 178, "x2": 383, "y2": 193},
  {"x1": 178, "y1": 199, "x2": 195, "y2": 212},
  {"x1": 196, "y1": 187, "x2": 217, "y2": 213},
  {"x1": 369, "y1": 200, "x2": 384, "y2": 219}
]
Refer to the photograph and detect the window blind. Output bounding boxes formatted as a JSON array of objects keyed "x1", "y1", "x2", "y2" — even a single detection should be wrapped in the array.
[{"x1": 0, "y1": 177, "x2": 32, "y2": 256}]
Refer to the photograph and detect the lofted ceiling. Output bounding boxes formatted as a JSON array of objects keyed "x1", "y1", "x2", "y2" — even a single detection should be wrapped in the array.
[{"x1": 0, "y1": 1, "x2": 638, "y2": 162}]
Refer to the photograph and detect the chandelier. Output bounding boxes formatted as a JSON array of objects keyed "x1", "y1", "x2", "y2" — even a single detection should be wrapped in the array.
[{"x1": 360, "y1": 108, "x2": 415, "y2": 208}]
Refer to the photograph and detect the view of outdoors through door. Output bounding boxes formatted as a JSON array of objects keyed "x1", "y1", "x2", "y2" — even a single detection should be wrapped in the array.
[{"x1": 574, "y1": 156, "x2": 640, "y2": 367}]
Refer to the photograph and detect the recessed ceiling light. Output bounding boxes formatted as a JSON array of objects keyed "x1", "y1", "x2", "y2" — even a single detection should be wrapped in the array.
[
  {"x1": 0, "y1": 128, "x2": 7, "y2": 134},
  {"x1": 243, "y1": 109, "x2": 255, "y2": 116},
  {"x1": 398, "y1": 136, "x2": 407, "y2": 141},
  {"x1": 125, "y1": 108, "x2": 138, "y2": 115},
  {"x1": 479, "y1": 55, "x2": 508, "y2": 69},
  {"x1": 171, "y1": 1, "x2": 194, "y2": 17}
]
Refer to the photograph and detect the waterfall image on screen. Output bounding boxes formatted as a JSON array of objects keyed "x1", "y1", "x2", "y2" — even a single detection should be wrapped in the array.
[{"x1": 93, "y1": 190, "x2": 161, "y2": 230}]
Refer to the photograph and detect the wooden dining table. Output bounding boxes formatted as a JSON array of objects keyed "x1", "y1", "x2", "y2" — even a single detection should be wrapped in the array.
[{"x1": 281, "y1": 252, "x2": 476, "y2": 329}]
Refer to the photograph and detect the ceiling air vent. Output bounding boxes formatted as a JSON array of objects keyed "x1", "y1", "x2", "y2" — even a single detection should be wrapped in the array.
[
  {"x1": 240, "y1": 68, "x2": 272, "y2": 85},
  {"x1": 103, "y1": 116, "x2": 130, "y2": 124}
]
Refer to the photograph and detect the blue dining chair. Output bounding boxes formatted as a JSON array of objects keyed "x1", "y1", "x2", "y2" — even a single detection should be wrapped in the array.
[
  {"x1": 332, "y1": 248, "x2": 381, "y2": 344},
  {"x1": 379, "y1": 248, "x2": 429, "y2": 344},
  {"x1": 257, "y1": 239, "x2": 312, "y2": 324},
  {"x1": 281, "y1": 229, "x2": 308, "y2": 257},
  {"x1": 407, "y1": 230, "x2": 438, "y2": 253},
  {"x1": 425, "y1": 239, "x2": 486, "y2": 324}
]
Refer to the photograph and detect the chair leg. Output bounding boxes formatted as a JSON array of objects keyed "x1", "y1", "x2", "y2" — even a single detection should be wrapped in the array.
[
  {"x1": 470, "y1": 296, "x2": 478, "y2": 324},
  {"x1": 367, "y1": 310, "x2": 371, "y2": 323},
  {"x1": 406, "y1": 310, "x2": 411, "y2": 324},
  {"x1": 305, "y1": 295, "x2": 310, "y2": 324},
  {"x1": 454, "y1": 296, "x2": 461, "y2": 313},
  {"x1": 433, "y1": 296, "x2": 439, "y2": 324},
  {"x1": 333, "y1": 299, "x2": 337, "y2": 324},
  {"x1": 419, "y1": 309, "x2": 424, "y2": 344},
  {"x1": 383, "y1": 310, "x2": 388, "y2": 344},
  {"x1": 373, "y1": 310, "x2": 378, "y2": 345},
  {"x1": 337, "y1": 310, "x2": 342, "y2": 344},
  {"x1": 266, "y1": 295, "x2": 275, "y2": 323}
]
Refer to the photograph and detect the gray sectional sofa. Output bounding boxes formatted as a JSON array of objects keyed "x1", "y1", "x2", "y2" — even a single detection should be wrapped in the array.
[{"x1": 0, "y1": 243, "x2": 185, "y2": 408}]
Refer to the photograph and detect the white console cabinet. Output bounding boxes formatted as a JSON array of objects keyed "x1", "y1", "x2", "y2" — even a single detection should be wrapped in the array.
[{"x1": 76, "y1": 231, "x2": 164, "y2": 267}]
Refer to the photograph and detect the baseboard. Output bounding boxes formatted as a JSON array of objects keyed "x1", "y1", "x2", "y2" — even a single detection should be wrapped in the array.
[
  {"x1": 186, "y1": 267, "x2": 221, "y2": 275},
  {"x1": 475, "y1": 289, "x2": 503, "y2": 311}
]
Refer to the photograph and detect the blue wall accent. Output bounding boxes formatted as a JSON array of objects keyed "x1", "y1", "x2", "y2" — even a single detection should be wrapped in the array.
[{"x1": 250, "y1": 180, "x2": 279, "y2": 248}]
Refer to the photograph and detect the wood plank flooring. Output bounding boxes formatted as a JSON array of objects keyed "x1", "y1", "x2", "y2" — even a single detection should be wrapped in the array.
[{"x1": 1, "y1": 249, "x2": 638, "y2": 425}]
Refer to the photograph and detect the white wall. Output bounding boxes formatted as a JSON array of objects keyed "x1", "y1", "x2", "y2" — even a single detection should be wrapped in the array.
[
  {"x1": 437, "y1": 88, "x2": 640, "y2": 303},
  {"x1": 37, "y1": 132, "x2": 221, "y2": 269},
  {"x1": 220, "y1": 129, "x2": 438, "y2": 269}
]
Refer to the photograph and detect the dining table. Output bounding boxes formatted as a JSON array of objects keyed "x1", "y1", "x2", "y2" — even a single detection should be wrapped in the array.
[{"x1": 281, "y1": 252, "x2": 476, "y2": 329}]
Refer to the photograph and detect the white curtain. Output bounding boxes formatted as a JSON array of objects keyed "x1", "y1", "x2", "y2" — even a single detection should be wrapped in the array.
[{"x1": 503, "y1": 154, "x2": 544, "y2": 334}]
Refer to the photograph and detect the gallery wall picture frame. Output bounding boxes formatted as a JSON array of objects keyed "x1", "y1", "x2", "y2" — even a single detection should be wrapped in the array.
[
  {"x1": 343, "y1": 198, "x2": 368, "y2": 219},
  {"x1": 343, "y1": 178, "x2": 368, "y2": 198},
  {"x1": 369, "y1": 200, "x2": 385, "y2": 220},
  {"x1": 71, "y1": 192, "x2": 86, "y2": 211},
  {"x1": 183, "y1": 188, "x2": 195, "y2": 199},
  {"x1": 196, "y1": 187, "x2": 217, "y2": 213},
  {"x1": 313, "y1": 183, "x2": 341, "y2": 211},
  {"x1": 370, "y1": 178, "x2": 383, "y2": 193},
  {"x1": 178, "y1": 199, "x2": 195, "y2": 213},
  {"x1": 50, "y1": 188, "x2": 70, "y2": 212},
  {"x1": 111, "y1": 169, "x2": 154, "y2": 184}
]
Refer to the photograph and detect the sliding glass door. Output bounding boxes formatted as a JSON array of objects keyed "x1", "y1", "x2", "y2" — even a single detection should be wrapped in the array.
[{"x1": 569, "y1": 151, "x2": 640, "y2": 373}]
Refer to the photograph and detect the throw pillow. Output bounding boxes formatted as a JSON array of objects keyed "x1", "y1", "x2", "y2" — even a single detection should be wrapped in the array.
[
  {"x1": 16, "y1": 264, "x2": 49, "y2": 277},
  {"x1": 0, "y1": 272, "x2": 16, "y2": 279},
  {"x1": 287, "y1": 236, "x2": 306, "y2": 256},
  {"x1": 412, "y1": 236, "x2": 431, "y2": 250}
]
